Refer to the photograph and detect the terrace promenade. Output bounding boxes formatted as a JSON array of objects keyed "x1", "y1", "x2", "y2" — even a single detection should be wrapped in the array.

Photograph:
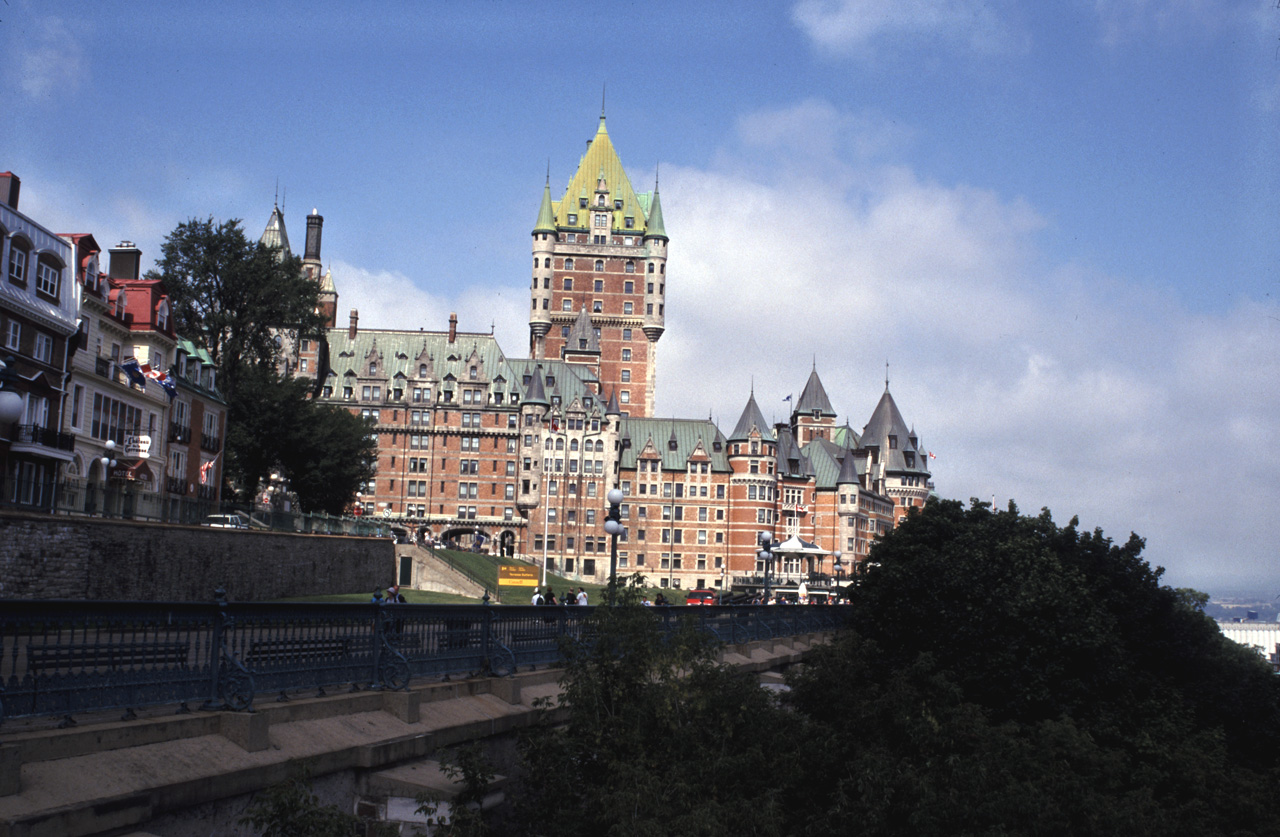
[{"x1": 0, "y1": 598, "x2": 843, "y2": 836}]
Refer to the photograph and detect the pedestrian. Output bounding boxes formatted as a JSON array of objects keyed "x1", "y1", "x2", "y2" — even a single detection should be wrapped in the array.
[
  {"x1": 642, "y1": 596, "x2": 652, "y2": 606},
  {"x1": 576, "y1": 587, "x2": 588, "y2": 606},
  {"x1": 532, "y1": 587, "x2": 544, "y2": 606},
  {"x1": 546, "y1": 590, "x2": 558, "y2": 606}
]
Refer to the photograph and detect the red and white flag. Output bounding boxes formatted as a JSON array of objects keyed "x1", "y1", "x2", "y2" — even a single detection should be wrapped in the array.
[{"x1": 200, "y1": 453, "x2": 220, "y2": 485}]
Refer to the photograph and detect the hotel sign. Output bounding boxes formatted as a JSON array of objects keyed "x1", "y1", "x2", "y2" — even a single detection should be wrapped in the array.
[
  {"x1": 498, "y1": 564, "x2": 540, "y2": 588},
  {"x1": 124, "y1": 434, "x2": 152, "y2": 459}
]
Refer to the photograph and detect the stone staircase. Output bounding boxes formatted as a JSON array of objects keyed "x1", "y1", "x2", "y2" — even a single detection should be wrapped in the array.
[{"x1": 396, "y1": 544, "x2": 489, "y2": 599}]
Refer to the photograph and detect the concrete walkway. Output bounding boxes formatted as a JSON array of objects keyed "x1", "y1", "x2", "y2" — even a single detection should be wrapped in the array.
[{"x1": 0, "y1": 633, "x2": 826, "y2": 837}]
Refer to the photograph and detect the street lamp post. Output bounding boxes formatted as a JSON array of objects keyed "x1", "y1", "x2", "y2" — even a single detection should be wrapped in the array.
[
  {"x1": 832, "y1": 552, "x2": 843, "y2": 600},
  {"x1": 99, "y1": 439, "x2": 117, "y2": 517},
  {"x1": 757, "y1": 530, "x2": 779, "y2": 602},
  {"x1": 603, "y1": 487, "x2": 624, "y2": 605},
  {"x1": 0, "y1": 356, "x2": 22, "y2": 428}
]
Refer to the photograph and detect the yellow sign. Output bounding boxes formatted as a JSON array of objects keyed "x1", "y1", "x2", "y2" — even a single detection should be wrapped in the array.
[{"x1": 498, "y1": 564, "x2": 540, "y2": 587}]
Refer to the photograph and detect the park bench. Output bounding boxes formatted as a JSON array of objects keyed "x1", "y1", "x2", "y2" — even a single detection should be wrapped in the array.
[
  {"x1": 27, "y1": 640, "x2": 190, "y2": 674},
  {"x1": 244, "y1": 636, "x2": 354, "y2": 668}
]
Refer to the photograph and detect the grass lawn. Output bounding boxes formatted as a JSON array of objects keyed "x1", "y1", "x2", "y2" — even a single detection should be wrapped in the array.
[{"x1": 278, "y1": 548, "x2": 699, "y2": 605}]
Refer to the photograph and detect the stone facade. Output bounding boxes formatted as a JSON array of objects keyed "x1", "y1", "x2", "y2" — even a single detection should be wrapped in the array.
[{"x1": 0, "y1": 510, "x2": 391, "y2": 601}]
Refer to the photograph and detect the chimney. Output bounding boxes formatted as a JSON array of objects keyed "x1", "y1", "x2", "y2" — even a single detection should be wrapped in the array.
[
  {"x1": 448, "y1": 312, "x2": 457, "y2": 344},
  {"x1": 108, "y1": 242, "x2": 142, "y2": 280},
  {"x1": 0, "y1": 172, "x2": 19, "y2": 210},
  {"x1": 349, "y1": 309, "x2": 359, "y2": 340},
  {"x1": 304, "y1": 209, "x2": 323, "y2": 262}
]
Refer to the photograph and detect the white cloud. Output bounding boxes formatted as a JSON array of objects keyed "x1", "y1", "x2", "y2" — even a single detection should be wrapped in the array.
[
  {"x1": 791, "y1": 0, "x2": 1024, "y2": 55},
  {"x1": 329, "y1": 260, "x2": 528, "y2": 353},
  {"x1": 1091, "y1": 0, "x2": 1240, "y2": 46},
  {"x1": 16, "y1": 16, "x2": 87, "y2": 100},
  {"x1": 651, "y1": 100, "x2": 1280, "y2": 591}
]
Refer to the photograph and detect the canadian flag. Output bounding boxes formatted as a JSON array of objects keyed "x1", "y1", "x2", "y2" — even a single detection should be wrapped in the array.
[{"x1": 928, "y1": 451, "x2": 937, "y2": 460}]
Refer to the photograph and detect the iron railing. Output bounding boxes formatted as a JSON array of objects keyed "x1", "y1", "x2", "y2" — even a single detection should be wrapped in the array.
[{"x1": 0, "y1": 594, "x2": 849, "y2": 723}]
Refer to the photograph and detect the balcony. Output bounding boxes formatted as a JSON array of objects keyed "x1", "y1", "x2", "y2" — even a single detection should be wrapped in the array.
[
  {"x1": 13, "y1": 424, "x2": 75, "y2": 452},
  {"x1": 196, "y1": 483, "x2": 217, "y2": 501},
  {"x1": 94, "y1": 356, "x2": 111, "y2": 378},
  {"x1": 168, "y1": 422, "x2": 192, "y2": 444},
  {"x1": 200, "y1": 433, "x2": 222, "y2": 453}
]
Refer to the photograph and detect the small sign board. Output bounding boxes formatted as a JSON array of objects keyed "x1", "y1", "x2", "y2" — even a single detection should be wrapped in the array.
[
  {"x1": 124, "y1": 434, "x2": 152, "y2": 459},
  {"x1": 498, "y1": 564, "x2": 540, "y2": 587}
]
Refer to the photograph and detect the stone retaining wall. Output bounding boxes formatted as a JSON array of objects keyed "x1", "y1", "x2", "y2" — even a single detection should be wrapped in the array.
[{"x1": 0, "y1": 510, "x2": 393, "y2": 601}]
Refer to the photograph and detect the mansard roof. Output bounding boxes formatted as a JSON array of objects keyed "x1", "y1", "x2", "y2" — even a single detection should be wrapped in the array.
[
  {"x1": 260, "y1": 205, "x2": 291, "y2": 256},
  {"x1": 506, "y1": 358, "x2": 599, "y2": 411},
  {"x1": 550, "y1": 116, "x2": 655, "y2": 234},
  {"x1": 618, "y1": 417, "x2": 732, "y2": 473},
  {"x1": 795, "y1": 367, "x2": 836, "y2": 418},
  {"x1": 861, "y1": 386, "x2": 930, "y2": 476},
  {"x1": 728, "y1": 392, "x2": 775, "y2": 443},
  {"x1": 325, "y1": 325, "x2": 513, "y2": 396}
]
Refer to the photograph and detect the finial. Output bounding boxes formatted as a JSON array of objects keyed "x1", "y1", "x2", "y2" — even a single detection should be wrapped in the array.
[
  {"x1": 655, "y1": 162, "x2": 660, "y2": 191},
  {"x1": 885, "y1": 360, "x2": 890, "y2": 391},
  {"x1": 546, "y1": 159, "x2": 551, "y2": 184},
  {"x1": 601, "y1": 82, "x2": 606, "y2": 118},
  {"x1": 274, "y1": 178, "x2": 279, "y2": 207}
]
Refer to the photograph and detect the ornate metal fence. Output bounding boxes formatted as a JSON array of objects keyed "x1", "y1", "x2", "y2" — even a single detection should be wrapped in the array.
[{"x1": 0, "y1": 593, "x2": 849, "y2": 724}]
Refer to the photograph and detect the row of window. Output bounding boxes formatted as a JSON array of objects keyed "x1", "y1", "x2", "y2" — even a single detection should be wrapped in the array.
[{"x1": 3, "y1": 232, "x2": 63, "y2": 300}]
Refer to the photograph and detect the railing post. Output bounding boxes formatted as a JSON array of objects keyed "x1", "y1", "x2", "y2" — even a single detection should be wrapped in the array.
[{"x1": 370, "y1": 589, "x2": 385, "y2": 690}]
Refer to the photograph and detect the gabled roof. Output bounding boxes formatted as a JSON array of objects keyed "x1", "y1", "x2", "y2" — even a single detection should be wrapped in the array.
[
  {"x1": 260, "y1": 205, "x2": 291, "y2": 256},
  {"x1": 795, "y1": 367, "x2": 836, "y2": 418},
  {"x1": 728, "y1": 392, "x2": 775, "y2": 443}
]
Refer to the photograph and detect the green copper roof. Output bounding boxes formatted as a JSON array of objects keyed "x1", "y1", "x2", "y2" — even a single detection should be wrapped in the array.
[
  {"x1": 619, "y1": 417, "x2": 731, "y2": 473},
  {"x1": 551, "y1": 117, "x2": 653, "y2": 234},
  {"x1": 533, "y1": 177, "x2": 556, "y2": 234},
  {"x1": 260, "y1": 206, "x2": 291, "y2": 256},
  {"x1": 644, "y1": 186, "x2": 667, "y2": 240}
]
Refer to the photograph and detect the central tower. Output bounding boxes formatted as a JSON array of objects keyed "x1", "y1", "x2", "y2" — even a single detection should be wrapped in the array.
[{"x1": 530, "y1": 113, "x2": 667, "y2": 418}]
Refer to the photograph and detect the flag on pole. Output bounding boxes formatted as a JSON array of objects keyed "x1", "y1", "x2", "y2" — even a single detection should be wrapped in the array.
[
  {"x1": 928, "y1": 451, "x2": 937, "y2": 460},
  {"x1": 120, "y1": 358, "x2": 148, "y2": 389},
  {"x1": 141, "y1": 363, "x2": 178, "y2": 401},
  {"x1": 783, "y1": 394, "x2": 792, "y2": 403},
  {"x1": 200, "y1": 453, "x2": 219, "y2": 485}
]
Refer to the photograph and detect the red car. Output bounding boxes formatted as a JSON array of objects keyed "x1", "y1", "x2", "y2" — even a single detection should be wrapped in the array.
[{"x1": 685, "y1": 589, "x2": 718, "y2": 606}]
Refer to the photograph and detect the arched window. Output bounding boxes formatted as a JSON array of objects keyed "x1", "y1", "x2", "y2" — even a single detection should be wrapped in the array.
[
  {"x1": 419, "y1": 364, "x2": 427, "y2": 377},
  {"x1": 625, "y1": 261, "x2": 635, "y2": 273},
  {"x1": 564, "y1": 258, "x2": 574, "y2": 270},
  {"x1": 570, "y1": 439, "x2": 579, "y2": 452},
  {"x1": 543, "y1": 257, "x2": 550, "y2": 267},
  {"x1": 647, "y1": 263, "x2": 655, "y2": 273},
  {"x1": 555, "y1": 438, "x2": 564, "y2": 451},
  {"x1": 594, "y1": 260, "x2": 604, "y2": 272}
]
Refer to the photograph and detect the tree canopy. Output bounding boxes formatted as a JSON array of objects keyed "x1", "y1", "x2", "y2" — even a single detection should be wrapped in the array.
[
  {"x1": 497, "y1": 502, "x2": 1280, "y2": 837},
  {"x1": 149, "y1": 217, "x2": 373, "y2": 508}
]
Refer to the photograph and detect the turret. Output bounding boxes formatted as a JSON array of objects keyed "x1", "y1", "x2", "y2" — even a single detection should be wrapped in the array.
[{"x1": 530, "y1": 174, "x2": 556, "y2": 356}]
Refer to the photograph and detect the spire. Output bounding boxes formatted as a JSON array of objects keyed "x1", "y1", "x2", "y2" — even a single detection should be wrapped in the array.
[
  {"x1": 524, "y1": 364, "x2": 548, "y2": 407},
  {"x1": 606, "y1": 387, "x2": 621, "y2": 416},
  {"x1": 728, "y1": 392, "x2": 775, "y2": 443},
  {"x1": 644, "y1": 173, "x2": 667, "y2": 241},
  {"x1": 795, "y1": 367, "x2": 836, "y2": 417},
  {"x1": 836, "y1": 450, "x2": 860, "y2": 485},
  {"x1": 260, "y1": 205, "x2": 291, "y2": 258},
  {"x1": 533, "y1": 171, "x2": 556, "y2": 233}
]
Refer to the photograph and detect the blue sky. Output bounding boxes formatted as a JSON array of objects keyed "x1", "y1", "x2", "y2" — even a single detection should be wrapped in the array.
[{"x1": 5, "y1": 1, "x2": 1279, "y2": 592}]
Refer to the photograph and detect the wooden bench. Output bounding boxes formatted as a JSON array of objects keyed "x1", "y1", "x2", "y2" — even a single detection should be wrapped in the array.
[{"x1": 27, "y1": 641, "x2": 190, "y2": 674}]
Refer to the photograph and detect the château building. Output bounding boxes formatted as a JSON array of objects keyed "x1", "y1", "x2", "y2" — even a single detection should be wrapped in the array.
[{"x1": 283, "y1": 113, "x2": 932, "y2": 591}]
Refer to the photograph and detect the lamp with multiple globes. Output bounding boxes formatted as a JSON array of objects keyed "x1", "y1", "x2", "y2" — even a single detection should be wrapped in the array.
[
  {"x1": 0, "y1": 357, "x2": 23, "y2": 426},
  {"x1": 603, "y1": 487, "x2": 624, "y2": 605}
]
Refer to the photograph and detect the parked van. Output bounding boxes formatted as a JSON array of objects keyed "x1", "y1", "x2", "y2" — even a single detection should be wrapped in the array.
[{"x1": 685, "y1": 588, "x2": 718, "y2": 606}]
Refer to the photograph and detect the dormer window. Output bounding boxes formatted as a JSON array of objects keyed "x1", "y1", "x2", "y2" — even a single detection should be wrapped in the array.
[
  {"x1": 545, "y1": 376, "x2": 555, "y2": 387},
  {"x1": 579, "y1": 198, "x2": 587, "y2": 208},
  {"x1": 614, "y1": 200, "x2": 623, "y2": 210},
  {"x1": 624, "y1": 217, "x2": 634, "y2": 229},
  {"x1": 469, "y1": 366, "x2": 477, "y2": 380},
  {"x1": 369, "y1": 362, "x2": 377, "y2": 375},
  {"x1": 567, "y1": 213, "x2": 578, "y2": 225},
  {"x1": 597, "y1": 195, "x2": 606, "y2": 207},
  {"x1": 669, "y1": 439, "x2": 678, "y2": 451},
  {"x1": 419, "y1": 364, "x2": 427, "y2": 377},
  {"x1": 889, "y1": 435, "x2": 898, "y2": 450}
]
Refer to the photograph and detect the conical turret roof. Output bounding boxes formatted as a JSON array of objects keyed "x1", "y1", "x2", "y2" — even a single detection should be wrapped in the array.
[
  {"x1": 795, "y1": 367, "x2": 836, "y2": 418},
  {"x1": 550, "y1": 116, "x2": 656, "y2": 234},
  {"x1": 644, "y1": 183, "x2": 667, "y2": 241},
  {"x1": 523, "y1": 365, "x2": 548, "y2": 406},
  {"x1": 533, "y1": 176, "x2": 556, "y2": 234},
  {"x1": 861, "y1": 387, "x2": 929, "y2": 475},
  {"x1": 835, "y1": 450, "x2": 860, "y2": 485},
  {"x1": 728, "y1": 392, "x2": 775, "y2": 443},
  {"x1": 606, "y1": 387, "x2": 621, "y2": 416},
  {"x1": 261, "y1": 205, "x2": 291, "y2": 257}
]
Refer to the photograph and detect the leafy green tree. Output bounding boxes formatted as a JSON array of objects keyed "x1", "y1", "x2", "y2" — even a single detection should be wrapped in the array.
[
  {"x1": 146, "y1": 217, "x2": 326, "y2": 394},
  {"x1": 515, "y1": 577, "x2": 806, "y2": 836},
  {"x1": 149, "y1": 218, "x2": 373, "y2": 506},
  {"x1": 240, "y1": 772, "x2": 397, "y2": 837},
  {"x1": 780, "y1": 498, "x2": 1280, "y2": 835}
]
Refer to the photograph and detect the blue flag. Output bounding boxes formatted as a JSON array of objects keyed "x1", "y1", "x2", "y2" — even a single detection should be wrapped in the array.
[
  {"x1": 783, "y1": 394, "x2": 792, "y2": 403},
  {"x1": 120, "y1": 358, "x2": 148, "y2": 389}
]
